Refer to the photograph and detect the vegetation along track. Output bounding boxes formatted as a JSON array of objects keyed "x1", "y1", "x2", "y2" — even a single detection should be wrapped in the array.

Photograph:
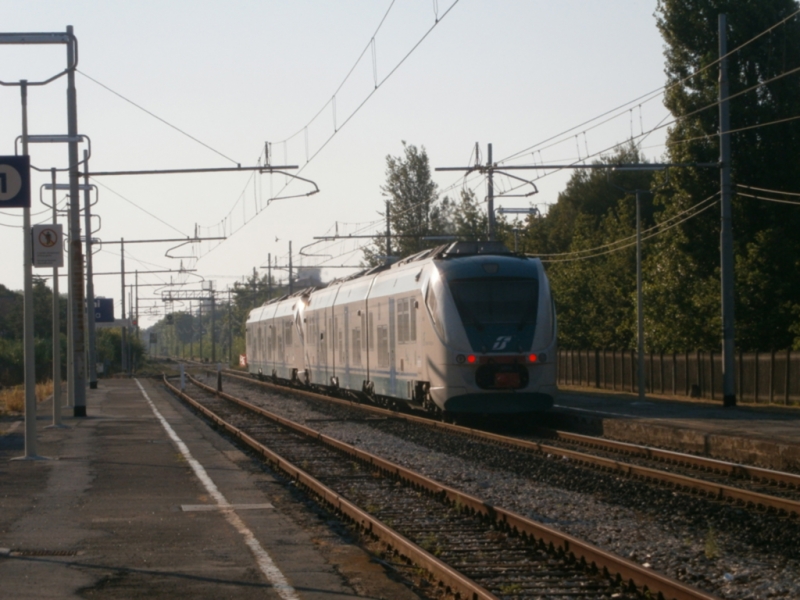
[
  {"x1": 164, "y1": 373, "x2": 718, "y2": 600},
  {"x1": 215, "y1": 367, "x2": 800, "y2": 519}
]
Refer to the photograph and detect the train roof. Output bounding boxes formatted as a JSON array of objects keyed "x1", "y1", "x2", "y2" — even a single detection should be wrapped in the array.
[{"x1": 251, "y1": 241, "x2": 532, "y2": 314}]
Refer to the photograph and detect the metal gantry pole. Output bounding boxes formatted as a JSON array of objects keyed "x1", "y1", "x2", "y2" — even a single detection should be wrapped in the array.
[
  {"x1": 487, "y1": 143, "x2": 495, "y2": 241},
  {"x1": 228, "y1": 288, "x2": 232, "y2": 366},
  {"x1": 199, "y1": 300, "x2": 203, "y2": 361},
  {"x1": 66, "y1": 25, "x2": 87, "y2": 416},
  {"x1": 20, "y1": 80, "x2": 39, "y2": 457},
  {"x1": 135, "y1": 269, "x2": 139, "y2": 341},
  {"x1": 83, "y1": 150, "x2": 97, "y2": 389},
  {"x1": 211, "y1": 291, "x2": 216, "y2": 363},
  {"x1": 66, "y1": 204, "x2": 74, "y2": 409},
  {"x1": 189, "y1": 301, "x2": 194, "y2": 359},
  {"x1": 50, "y1": 169, "x2": 63, "y2": 426},
  {"x1": 288, "y1": 241, "x2": 293, "y2": 295},
  {"x1": 67, "y1": 25, "x2": 86, "y2": 417},
  {"x1": 120, "y1": 238, "x2": 127, "y2": 375},
  {"x1": 385, "y1": 200, "x2": 391, "y2": 262},
  {"x1": 128, "y1": 288, "x2": 134, "y2": 372},
  {"x1": 719, "y1": 14, "x2": 737, "y2": 408},
  {"x1": 635, "y1": 190, "x2": 645, "y2": 400}
]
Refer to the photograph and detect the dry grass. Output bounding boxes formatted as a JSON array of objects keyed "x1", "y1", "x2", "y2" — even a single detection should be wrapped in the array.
[{"x1": 0, "y1": 380, "x2": 55, "y2": 414}]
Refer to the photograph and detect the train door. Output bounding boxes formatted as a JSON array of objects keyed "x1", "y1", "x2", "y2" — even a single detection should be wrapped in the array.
[
  {"x1": 314, "y1": 310, "x2": 328, "y2": 385},
  {"x1": 294, "y1": 301, "x2": 306, "y2": 381},
  {"x1": 343, "y1": 305, "x2": 350, "y2": 385},
  {"x1": 388, "y1": 297, "x2": 396, "y2": 396}
]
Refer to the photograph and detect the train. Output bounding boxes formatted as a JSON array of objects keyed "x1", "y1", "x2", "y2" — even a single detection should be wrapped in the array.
[{"x1": 245, "y1": 240, "x2": 557, "y2": 418}]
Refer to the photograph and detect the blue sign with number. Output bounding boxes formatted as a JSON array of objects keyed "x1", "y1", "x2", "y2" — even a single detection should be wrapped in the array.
[
  {"x1": 0, "y1": 156, "x2": 31, "y2": 209},
  {"x1": 94, "y1": 298, "x2": 114, "y2": 323}
]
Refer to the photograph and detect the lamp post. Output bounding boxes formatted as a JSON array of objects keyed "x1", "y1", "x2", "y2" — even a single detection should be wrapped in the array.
[{"x1": 609, "y1": 168, "x2": 669, "y2": 401}]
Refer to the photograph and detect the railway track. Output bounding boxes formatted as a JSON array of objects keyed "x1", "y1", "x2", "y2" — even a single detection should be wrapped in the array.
[
  {"x1": 210, "y1": 367, "x2": 800, "y2": 519},
  {"x1": 164, "y1": 372, "x2": 718, "y2": 600},
  {"x1": 525, "y1": 430, "x2": 800, "y2": 502}
]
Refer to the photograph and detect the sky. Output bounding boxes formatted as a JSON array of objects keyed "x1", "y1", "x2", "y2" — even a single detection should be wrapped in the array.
[{"x1": 0, "y1": 1, "x2": 670, "y2": 327}]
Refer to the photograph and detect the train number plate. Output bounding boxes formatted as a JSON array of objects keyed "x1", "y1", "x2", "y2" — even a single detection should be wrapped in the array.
[{"x1": 494, "y1": 371, "x2": 520, "y2": 388}]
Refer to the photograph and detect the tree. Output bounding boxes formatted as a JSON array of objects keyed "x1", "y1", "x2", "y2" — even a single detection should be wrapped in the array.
[
  {"x1": 653, "y1": 0, "x2": 800, "y2": 350},
  {"x1": 445, "y1": 188, "x2": 489, "y2": 242},
  {"x1": 363, "y1": 142, "x2": 443, "y2": 266},
  {"x1": 524, "y1": 146, "x2": 655, "y2": 349}
]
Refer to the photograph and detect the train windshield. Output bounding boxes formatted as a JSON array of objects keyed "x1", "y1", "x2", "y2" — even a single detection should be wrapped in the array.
[{"x1": 447, "y1": 277, "x2": 539, "y2": 330}]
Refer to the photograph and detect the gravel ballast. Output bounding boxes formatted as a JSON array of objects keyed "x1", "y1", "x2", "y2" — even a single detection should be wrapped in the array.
[{"x1": 208, "y1": 376, "x2": 800, "y2": 600}]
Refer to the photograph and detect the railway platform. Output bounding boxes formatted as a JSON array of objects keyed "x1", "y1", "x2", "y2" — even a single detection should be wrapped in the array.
[
  {"x1": 551, "y1": 386, "x2": 800, "y2": 471},
  {"x1": 0, "y1": 377, "x2": 417, "y2": 600}
]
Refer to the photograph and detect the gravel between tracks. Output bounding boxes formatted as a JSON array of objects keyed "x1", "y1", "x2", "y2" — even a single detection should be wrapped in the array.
[{"x1": 208, "y1": 375, "x2": 800, "y2": 600}]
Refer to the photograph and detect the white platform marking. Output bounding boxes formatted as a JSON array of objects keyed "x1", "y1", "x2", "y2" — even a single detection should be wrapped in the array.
[
  {"x1": 135, "y1": 379, "x2": 299, "y2": 600},
  {"x1": 182, "y1": 503, "x2": 274, "y2": 512}
]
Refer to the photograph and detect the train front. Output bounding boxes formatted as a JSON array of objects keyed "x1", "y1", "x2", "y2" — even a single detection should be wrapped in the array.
[{"x1": 426, "y1": 243, "x2": 557, "y2": 414}]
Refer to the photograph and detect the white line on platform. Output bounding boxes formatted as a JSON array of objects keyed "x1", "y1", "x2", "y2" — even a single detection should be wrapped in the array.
[
  {"x1": 135, "y1": 379, "x2": 299, "y2": 600},
  {"x1": 553, "y1": 404, "x2": 664, "y2": 420},
  {"x1": 181, "y1": 503, "x2": 274, "y2": 512}
]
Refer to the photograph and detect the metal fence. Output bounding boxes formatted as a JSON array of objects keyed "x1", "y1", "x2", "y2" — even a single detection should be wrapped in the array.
[{"x1": 557, "y1": 349, "x2": 800, "y2": 405}]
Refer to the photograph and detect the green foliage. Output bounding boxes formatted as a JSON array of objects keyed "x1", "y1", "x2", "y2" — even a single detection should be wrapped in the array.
[
  {"x1": 522, "y1": 3, "x2": 800, "y2": 352},
  {"x1": 440, "y1": 188, "x2": 489, "y2": 242},
  {"x1": 0, "y1": 281, "x2": 68, "y2": 386},
  {"x1": 145, "y1": 269, "x2": 285, "y2": 365},
  {"x1": 95, "y1": 328, "x2": 145, "y2": 374},
  {"x1": 363, "y1": 142, "x2": 449, "y2": 266},
  {"x1": 652, "y1": 0, "x2": 800, "y2": 350},
  {"x1": 525, "y1": 146, "x2": 655, "y2": 349}
]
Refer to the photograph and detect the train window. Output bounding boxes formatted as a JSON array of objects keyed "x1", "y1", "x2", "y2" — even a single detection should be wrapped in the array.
[
  {"x1": 377, "y1": 326, "x2": 389, "y2": 367},
  {"x1": 284, "y1": 320, "x2": 293, "y2": 347},
  {"x1": 361, "y1": 310, "x2": 368, "y2": 352},
  {"x1": 397, "y1": 298, "x2": 409, "y2": 344},
  {"x1": 425, "y1": 285, "x2": 445, "y2": 339},
  {"x1": 352, "y1": 328, "x2": 361, "y2": 365},
  {"x1": 448, "y1": 277, "x2": 539, "y2": 328},
  {"x1": 409, "y1": 296, "x2": 417, "y2": 342},
  {"x1": 369, "y1": 312, "x2": 374, "y2": 353}
]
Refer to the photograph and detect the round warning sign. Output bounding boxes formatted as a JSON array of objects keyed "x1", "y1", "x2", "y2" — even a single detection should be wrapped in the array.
[
  {"x1": 38, "y1": 228, "x2": 58, "y2": 248},
  {"x1": 0, "y1": 164, "x2": 23, "y2": 202}
]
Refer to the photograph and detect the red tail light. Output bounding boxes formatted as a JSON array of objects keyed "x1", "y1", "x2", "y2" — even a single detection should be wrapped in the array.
[{"x1": 528, "y1": 354, "x2": 538, "y2": 363}]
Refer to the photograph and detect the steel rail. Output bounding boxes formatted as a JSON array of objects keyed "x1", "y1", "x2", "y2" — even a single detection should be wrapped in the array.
[
  {"x1": 163, "y1": 375, "x2": 495, "y2": 600},
  {"x1": 173, "y1": 372, "x2": 720, "y2": 600},
  {"x1": 547, "y1": 430, "x2": 800, "y2": 488},
  {"x1": 213, "y1": 367, "x2": 800, "y2": 518}
]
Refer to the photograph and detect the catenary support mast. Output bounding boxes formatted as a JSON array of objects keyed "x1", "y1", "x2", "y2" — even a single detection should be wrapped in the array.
[{"x1": 719, "y1": 14, "x2": 736, "y2": 407}]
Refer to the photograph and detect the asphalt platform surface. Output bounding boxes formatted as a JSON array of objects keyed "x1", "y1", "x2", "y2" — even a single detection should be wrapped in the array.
[
  {"x1": 552, "y1": 386, "x2": 800, "y2": 470},
  {"x1": 0, "y1": 378, "x2": 418, "y2": 600}
]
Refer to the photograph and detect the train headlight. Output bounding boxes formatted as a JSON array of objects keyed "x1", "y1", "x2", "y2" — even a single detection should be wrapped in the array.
[{"x1": 456, "y1": 354, "x2": 466, "y2": 364}]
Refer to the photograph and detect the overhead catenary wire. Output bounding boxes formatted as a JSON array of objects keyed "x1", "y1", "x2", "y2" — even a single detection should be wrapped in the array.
[
  {"x1": 541, "y1": 193, "x2": 721, "y2": 264},
  {"x1": 737, "y1": 183, "x2": 800, "y2": 206},
  {"x1": 277, "y1": 0, "x2": 398, "y2": 146},
  {"x1": 77, "y1": 69, "x2": 240, "y2": 166},
  {"x1": 195, "y1": 0, "x2": 461, "y2": 259},
  {"x1": 534, "y1": 192, "x2": 720, "y2": 259},
  {"x1": 90, "y1": 178, "x2": 187, "y2": 237},
  {"x1": 499, "y1": 6, "x2": 800, "y2": 166},
  {"x1": 184, "y1": 3, "x2": 800, "y2": 267}
]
